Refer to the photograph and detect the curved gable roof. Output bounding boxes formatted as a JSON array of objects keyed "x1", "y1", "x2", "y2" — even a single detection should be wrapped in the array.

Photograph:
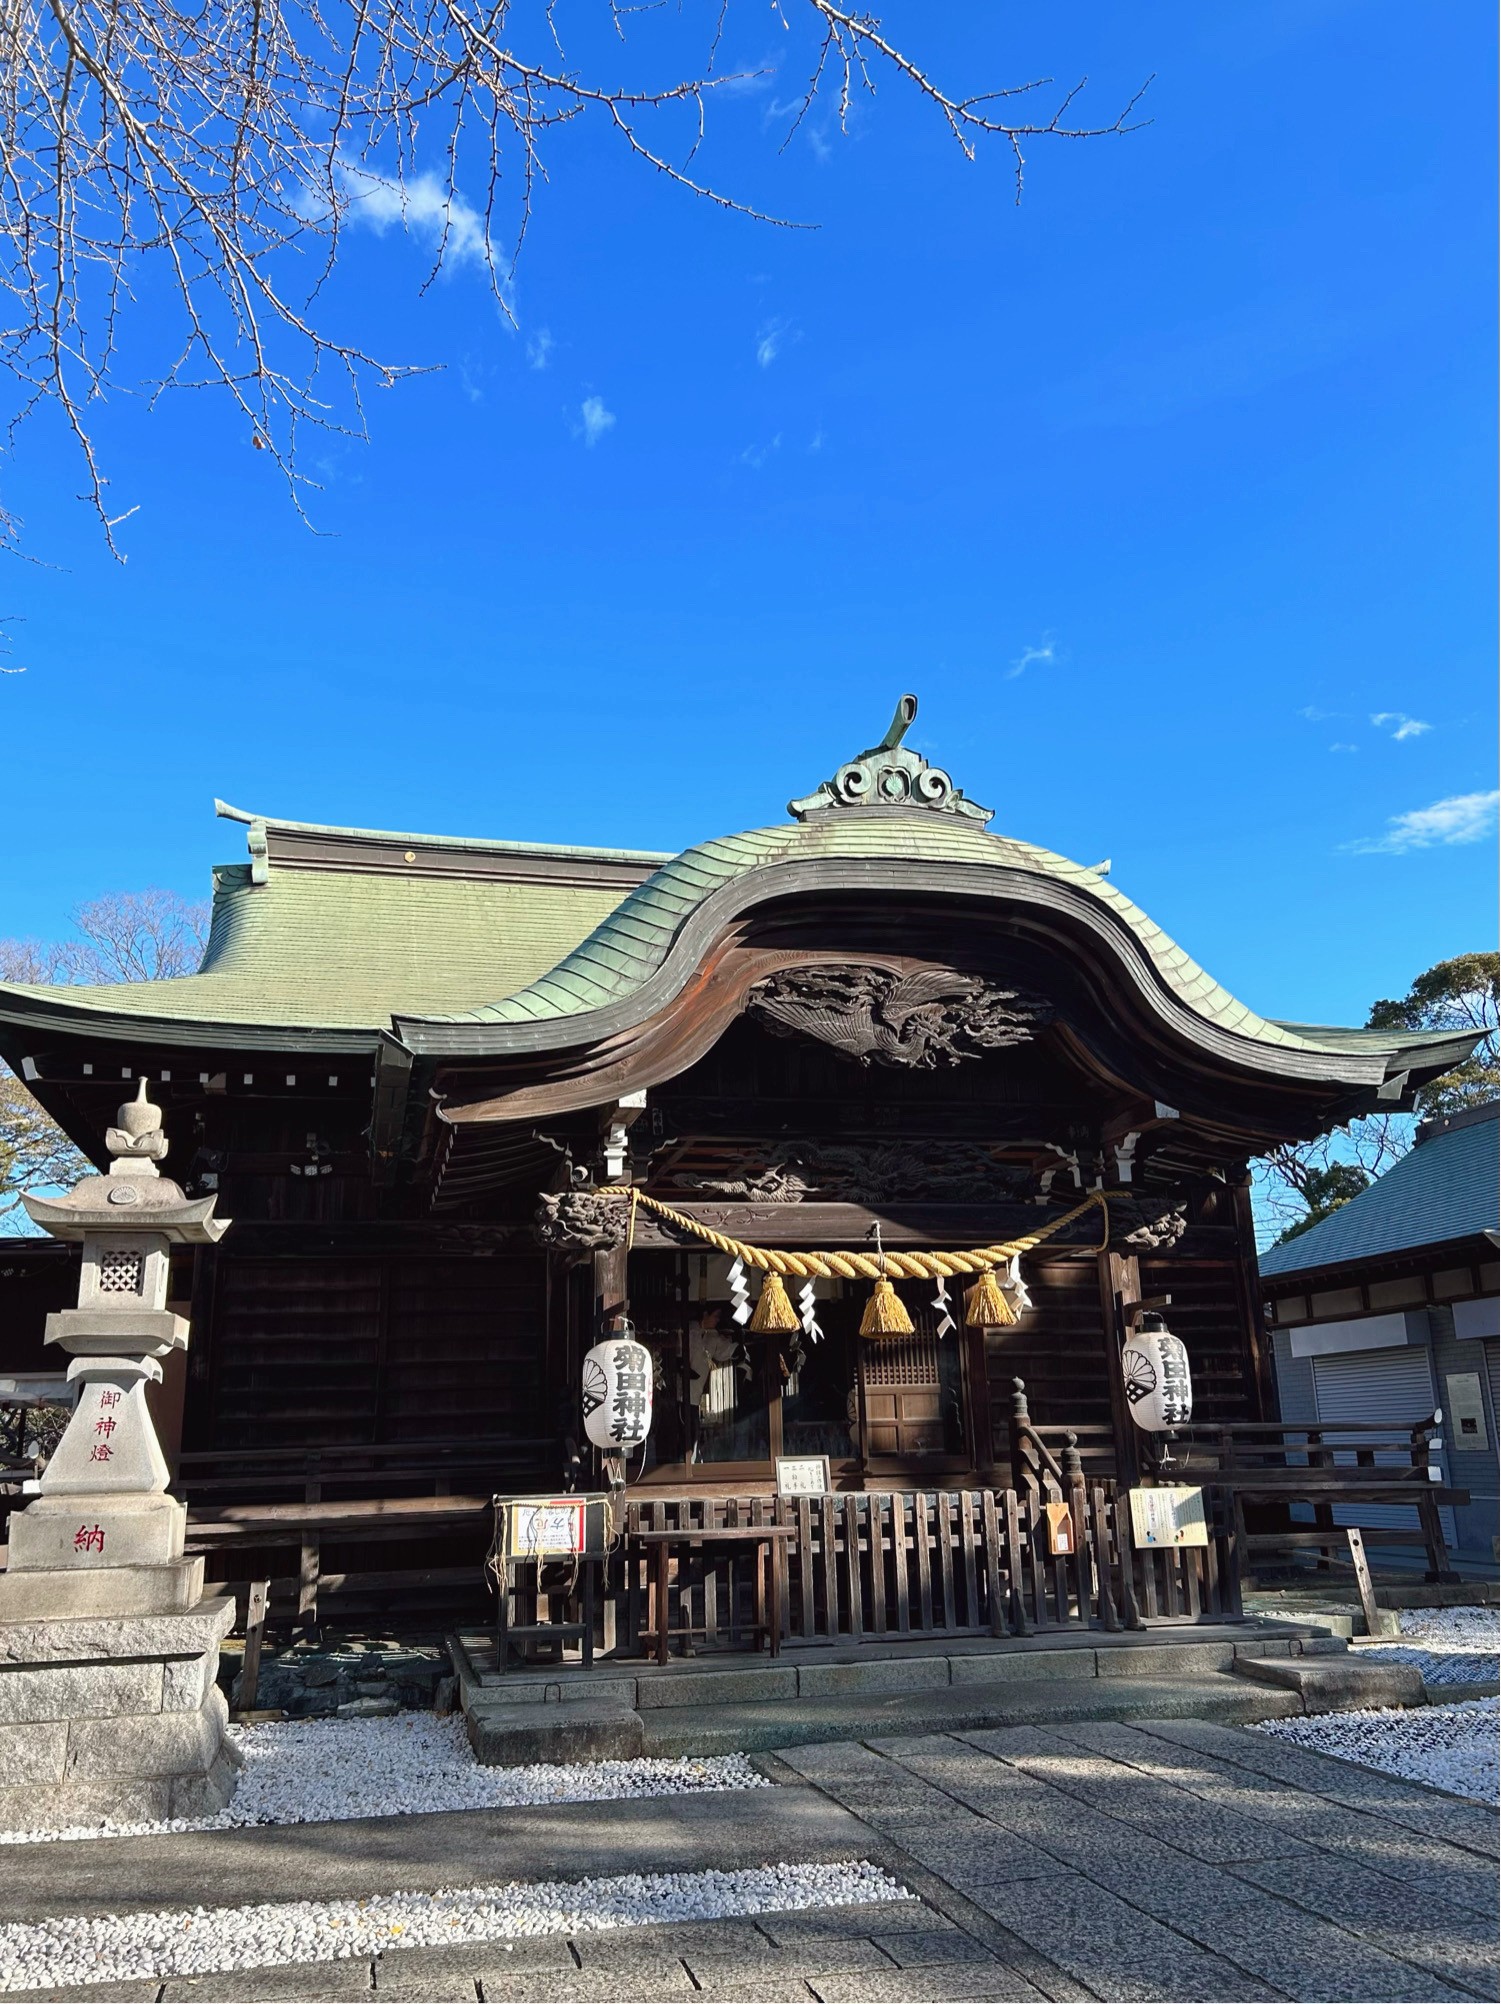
[
  {"x1": 0, "y1": 777, "x2": 1479, "y2": 1099},
  {"x1": 407, "y1": 813, "x2": 1297, "y2": 1037}
]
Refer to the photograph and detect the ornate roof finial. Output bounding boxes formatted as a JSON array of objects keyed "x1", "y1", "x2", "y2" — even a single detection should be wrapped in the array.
[{"x1": 788, "y1": 694, "x2": 993, "y2": 824}]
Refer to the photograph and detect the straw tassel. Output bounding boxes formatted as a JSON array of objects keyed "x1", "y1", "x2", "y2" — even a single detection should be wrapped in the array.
[
  {"x1": 964, "y1": 1266, "x2": 1017, "y2": 1328},
  {"x1": 749, "y1": 1269, "x2": 800, "y2": 1335},
  {"x1": 860, "y1": 1274, "x2": 914, "y2": 1338}
]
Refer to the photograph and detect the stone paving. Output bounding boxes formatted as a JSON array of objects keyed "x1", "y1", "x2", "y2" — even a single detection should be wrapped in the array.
[{"x1": 7, "y1": 1717, "x2": 1497, "y2": 2001}]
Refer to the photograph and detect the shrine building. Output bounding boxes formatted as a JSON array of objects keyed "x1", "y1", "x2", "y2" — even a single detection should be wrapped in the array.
[{"x1": 0, "y1": 700, "x2": 1478, "y2": 1639}]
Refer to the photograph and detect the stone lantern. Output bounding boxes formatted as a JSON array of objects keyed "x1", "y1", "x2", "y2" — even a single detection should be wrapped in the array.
[{"x1": 0, "y1": 1081, "x2": 240, "y2": 1831}]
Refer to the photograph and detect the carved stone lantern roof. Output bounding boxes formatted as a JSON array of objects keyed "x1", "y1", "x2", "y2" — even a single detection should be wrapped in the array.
[{"x1": 22, "y1": 1077, "x2": 229, "y2": 1244}]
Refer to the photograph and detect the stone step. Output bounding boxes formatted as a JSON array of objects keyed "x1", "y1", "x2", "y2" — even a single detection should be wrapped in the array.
[
  {"x1": 452, "y1": 1624, "x2": 1333, "y2": 1717},
  {"x1": 462, "y1": 1669, "x2": 1303, "y2": 1764},
  {"x1": 1232, "y1": 1652, "x2": 1428, "y2": 1713}
]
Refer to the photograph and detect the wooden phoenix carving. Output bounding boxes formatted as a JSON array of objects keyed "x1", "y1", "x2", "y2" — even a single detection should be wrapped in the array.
[{"x1": 747, "y1": 965, "x2": 1052, "y2": 1069}]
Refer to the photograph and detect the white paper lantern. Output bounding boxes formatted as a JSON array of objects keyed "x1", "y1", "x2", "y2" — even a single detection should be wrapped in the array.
[
  {"x1": 581, "y1": 1336, "x2": 654, "y2": 1450},
  {"x1": 1121, "y1": 1315, "x2": 1192, "y2": 1432}
]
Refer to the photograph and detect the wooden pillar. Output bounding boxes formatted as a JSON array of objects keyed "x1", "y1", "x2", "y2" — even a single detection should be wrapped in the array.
[
  {"x1": 1097, "y1": 1249, "x2": 1143, "y2": 1490},
  {"x1": 180, "y1": 1242, "x2": 220, "y2": 1453},
  {"x1": 1230, "y1": 1176, "x2": 1278, "y2": 1422},
  {"x1": 1099, "y1": 1248, "x2": 1145, "y2": 1629},
  {"x1": 965, "y1": 1322, "x2": 997, "y2": 1481},
  {"x1": 592, "y1": 1245, "x2": 628, "y2": 1334}
]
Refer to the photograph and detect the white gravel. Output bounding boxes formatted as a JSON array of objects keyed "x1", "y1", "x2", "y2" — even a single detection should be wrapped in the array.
[
  {"x1": 0, "y1": 1861, "x2": 911, "y2": 1993},
  {"x1": 1360, "y1": 1603, "x2": 1500, "y2": 1687},
  {"x1": 1255, "y1": 1696, "x2": 1500, "y2": 1804},
  {"x1": 0, "y1": 1715, "x2": 768, "y2": 1847},
  {"x1": 1395, "y1": 1604, "x2": 1499, "y2": 1646}
]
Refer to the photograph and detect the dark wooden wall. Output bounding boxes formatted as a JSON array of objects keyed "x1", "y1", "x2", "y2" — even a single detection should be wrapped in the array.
[
  {"x1": 186, "y1": 1251, "x2": 551, "y2": 1452},
  {"x1": 982, "y1": 1256, "x2": 1110, "y2": 1450},
  {"x1": 0, "y1": 1241, "x2": 78, "y2": 1379}
]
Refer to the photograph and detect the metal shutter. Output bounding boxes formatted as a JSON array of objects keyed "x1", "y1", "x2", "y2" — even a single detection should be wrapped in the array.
[{"x1": 1312, "y1": 1346, "x2": 1445, "y2": 1536}]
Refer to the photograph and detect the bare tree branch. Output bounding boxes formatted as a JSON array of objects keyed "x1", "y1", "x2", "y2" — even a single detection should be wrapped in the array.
[
  {"x1": 0, "y1": 891, "x2": 209, "y2": 1220},
  {"x1": 0, "y1": 1, "x2": 1149, "y2": 555}
]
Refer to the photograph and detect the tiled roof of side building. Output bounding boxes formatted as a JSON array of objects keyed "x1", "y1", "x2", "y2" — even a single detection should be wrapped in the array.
[{"x1": 1260, "y1": 1101, "x2": 1501, "y2": 1277}]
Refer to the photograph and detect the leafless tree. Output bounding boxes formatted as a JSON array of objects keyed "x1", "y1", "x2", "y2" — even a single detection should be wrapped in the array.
[
  {"x1": 1254, "y1": 952, "x2": 1499, "y2": 1246},
  {"x1": 0, "y1": 890, "x2": 209, "y2": 1218},
  {"x1": 0, "y1": 2, "x2": 1149, "y2": 553}
]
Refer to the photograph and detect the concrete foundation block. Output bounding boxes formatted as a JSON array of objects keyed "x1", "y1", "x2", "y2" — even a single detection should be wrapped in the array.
[
  {"x1": 162, "y1": 1653, "x2": 214, "y2": 1712},
  {"x1": 0, "y1": 1559, "x2": 207, "y2": 1620},
  {"x1": 466, "y1": 1700, "x2": 646, "y2": 1766},
  {"x1": 0, "y1": 1600, "x2": 238, "y2": 1829},
  {"x1": 1096, "y1": 1641, "x2": 1235, "y2": 1678},
  {"x1": 7, "y1": 1492, "x2": 186, "y2": 1571},
  {"x1": 797, "y1": 1657, "x2": 951, "y2": 1698},
  {"x1": 949, "y1": 1649, "x2": 1097, "y2": 1686},
  {"x1": 0, "y1": 1774, "x2": 174, "y2": 1830},
  {"x1": 552, "y1": 1678, "x2": 640, "y2": 1708},
  {"x1": 635, "y1": 1666, "x2": 797, "y2": 1710},
  {"x1": 66, "y1": 1690, "x2": 227, "y2": 1782},
  {"x1": 168, "y1": 1742, "x2": 241, "y2": 1819},
  {"x1": 0, "y1": 1657, "x2": 164, "y2": 1724},
  {"x1": 0, "y1": 1598, "x2": 234, "y2": 1664},
  {"x1": 0, "y1": 1719, "x2": 69, "y2": 1784}
]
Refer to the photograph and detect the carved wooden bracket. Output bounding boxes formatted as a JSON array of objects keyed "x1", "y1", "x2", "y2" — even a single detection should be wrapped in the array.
[{"x1": 534, "y1": 1189, "x2": 628, "y2": 1252}]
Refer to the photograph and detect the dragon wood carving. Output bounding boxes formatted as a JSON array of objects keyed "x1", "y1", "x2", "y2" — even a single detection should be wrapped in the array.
[
  {"x1": 747, "y1": 965, "x2": 1052, "y2": 1069},
  {"x1": 534, "y1": 1189, "x2": 628, "y2": 1252},
  {"x1": 672, "y1": 1140, "x2": 1035, "y2": 1206}
]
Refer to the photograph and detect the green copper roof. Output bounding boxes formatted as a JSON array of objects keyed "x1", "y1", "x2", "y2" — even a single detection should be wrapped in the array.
[
  {"x1": 415, "y1": 815, "x2": 1312, "y2": 1048},
  {"x1": 0, "y1": 770, "x2": 1471, "y2": 1085},
  {"x1": 0, "y1": 860, "x2": 636, "y2": 1033}
]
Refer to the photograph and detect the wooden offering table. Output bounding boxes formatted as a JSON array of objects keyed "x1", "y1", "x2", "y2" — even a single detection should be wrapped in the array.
[{"x1": 632, "y1": 1523, "x2": 796, "y2": 1666}]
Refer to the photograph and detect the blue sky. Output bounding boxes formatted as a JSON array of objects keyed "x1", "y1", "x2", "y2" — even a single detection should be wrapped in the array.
[{"x1": 2, "y1": 0, "x2": 1494, "y2": 1037}]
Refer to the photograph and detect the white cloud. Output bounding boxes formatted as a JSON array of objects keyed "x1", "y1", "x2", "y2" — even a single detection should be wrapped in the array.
[
  {"x1": 1343, "y1": 790, "x2": 1499, "y2": 855},
  {"x1": 808, "y1": 429, "x2": 825, "y2": 453},
  {"x1": 527, "y1": 329, "x2": 554, "y2": 372},
  {"x1": 740, "y1": 434, "x2": 782, "y2": 469},
  {"x1": 756, "y1": 319, "x2": 792, "y2": 369},
  {"x1": 338, "y1": 164, "x2": 492, "y2": 272},
  {"x1": 1298, "y1": 705, "x2": 1331, "y2": 721},
  {"x1": 575, "y1": 396, "x2": 615, "y2": 447},
  {"x1": 715, "y1": 62, "x2": 780, "y2": 97},
  {"x1": 1329, "y1": 743, "x2": 1358, "y2": 754},
  {"x1": 1371, "y1": 711, "x2": 1433, "y2": 741},
  {"x1": 1007, "y1": 635, "x2": 1056, "y2": 680}
]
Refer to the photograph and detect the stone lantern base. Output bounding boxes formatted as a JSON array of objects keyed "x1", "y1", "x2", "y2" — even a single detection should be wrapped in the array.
[{"x1": 0, "y1": 1598, "x2": 241, "y2": 1833}]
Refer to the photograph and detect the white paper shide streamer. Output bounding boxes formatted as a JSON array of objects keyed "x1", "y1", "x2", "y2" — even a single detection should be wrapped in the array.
[
  {"x1": 1000, "y1": 1255, "x2": 1032, "y2": 1318},
  {"x1": 931, "y1": 1275, "x2": 955, "y2": 1338},
  {"x1": 727, "y1": 1256, "x2": 752, "y2": 1328},
  {"x1": 797, "y1": 1281, "x2": 823, "y2": 1344}
]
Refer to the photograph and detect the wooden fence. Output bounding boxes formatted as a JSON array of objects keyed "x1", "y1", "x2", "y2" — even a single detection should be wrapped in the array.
[{"x1": 615, "y1": 1482, "x2": 1239, "y2": 1655}]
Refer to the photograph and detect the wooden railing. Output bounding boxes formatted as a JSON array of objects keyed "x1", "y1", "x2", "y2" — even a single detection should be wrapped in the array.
[
  {"x1": 177, "y1": 1437, "x2": 552, "y2": 1633},
  {"x1": 1159, "y1": 1415, "x2": 1462, "y2": 1582},
  {"x1": 614, "y1": 1478, "x2": 1240, "y2": 1655}
]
